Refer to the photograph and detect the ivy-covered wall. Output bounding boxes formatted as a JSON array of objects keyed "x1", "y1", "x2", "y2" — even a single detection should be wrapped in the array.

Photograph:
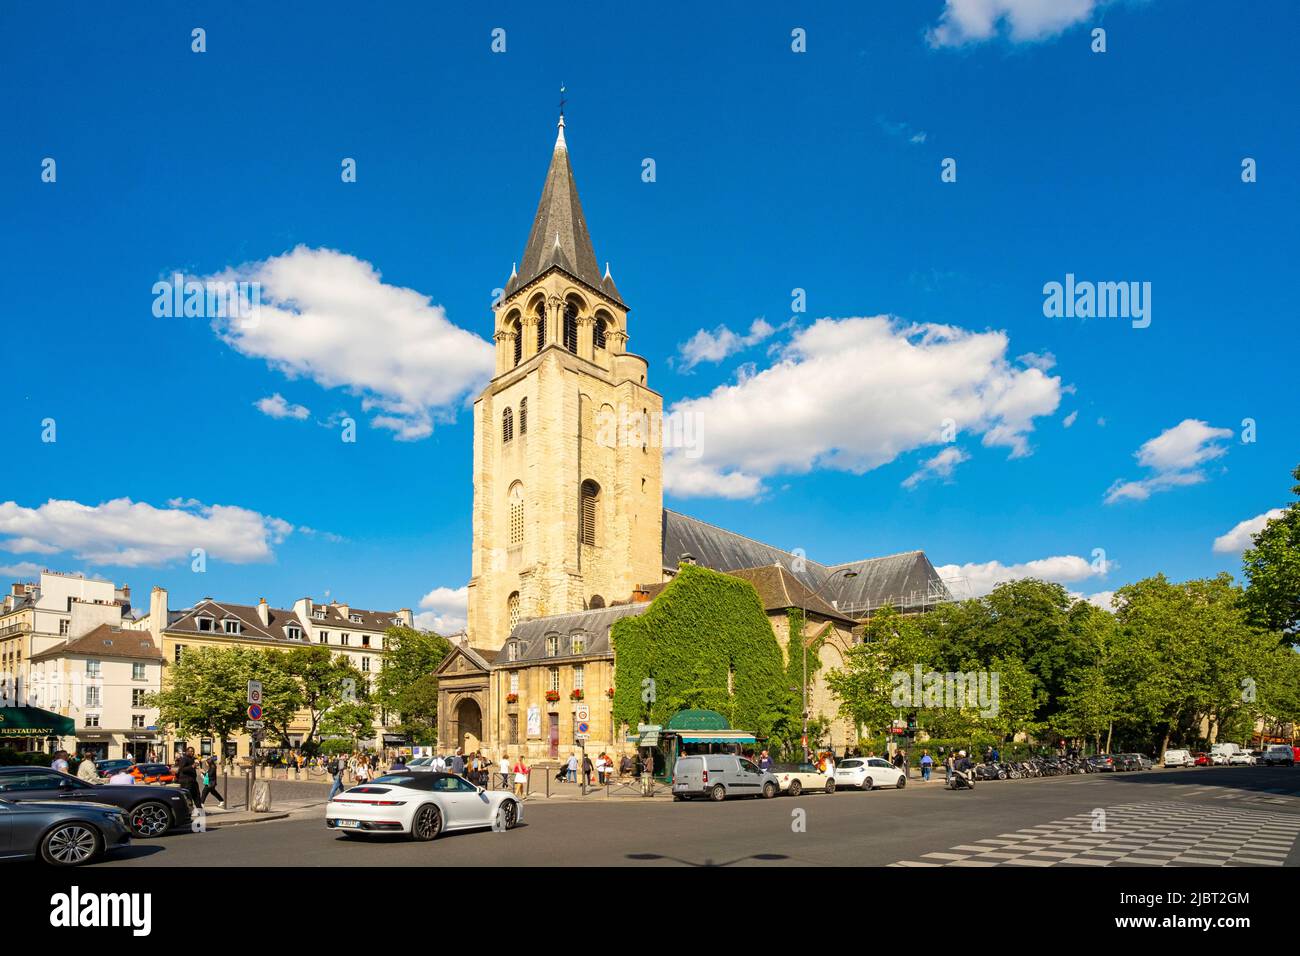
[{"x1": 611, "y1": 563, "x2": 789, "y2": 737}]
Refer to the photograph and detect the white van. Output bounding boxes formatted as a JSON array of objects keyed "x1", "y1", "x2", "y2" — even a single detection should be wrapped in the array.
[
  {"x1": 671, "y1": 754, "x2": 779, "y2": 801},
  {"x1": 1163, "y1": 749, "x2": 1194, "y2": 768},
  {"x1": 1263, "y1": 744, "x2": 1295, "y2": 767}
]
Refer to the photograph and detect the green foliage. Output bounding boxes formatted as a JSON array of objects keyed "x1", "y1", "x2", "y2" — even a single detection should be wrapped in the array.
[
  {"x1": 611, "y1": 564, "x2": 790, "y2": 740},
  {"x1": 0, "y1": 748, "x2": 55, "y2": 766},
  {"x1": 1242, "y1": 463, "x2": 1300, "y2": 637},
  {"x1": 147, "y1": 645, "x2": 301, "y2": 745},
  {"x1": 374, "y1": 625, "x2": 452, "y2": 739}
]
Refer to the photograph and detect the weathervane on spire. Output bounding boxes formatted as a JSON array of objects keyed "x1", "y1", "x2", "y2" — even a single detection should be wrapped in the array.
[{"x1": 559, "y1": 82, "x2": 567, "y2": 117}]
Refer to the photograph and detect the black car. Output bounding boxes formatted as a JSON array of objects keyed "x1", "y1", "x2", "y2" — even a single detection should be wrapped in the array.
[
  {"x1": 0, "y1": 795, "x2": 132, "y2": 865},
  {"x1": 0, "y1": 767, "x2": 191, "y2": 837}
]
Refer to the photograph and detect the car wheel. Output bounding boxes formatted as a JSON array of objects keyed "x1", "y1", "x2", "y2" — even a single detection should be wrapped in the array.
[
  {"x1": 762, "y1": 782, "x2": 778, "y2": 799},
  {"x1": 824, "y1": 778, "x2": 836, "y2": 794},
  {"x1": 862, "y1": 776, "x2": 873, "y2": 791},
  {"x1": 41, "y1": 823, "x2": 102, "y2": 866},
  {"x1": 672, "y1": 794, "x2": 683, "y2": 801},
  {"x1": 709, "y1": 784, "x2": 726, "y2": 802},
  {"x1": 895, "y1": 774, "x2": 906, "y2": 789},
  {"x1": 411, "y1": 804, "x2": 443, "y2": 841},
  {"x1": 128, "y1": 801, "x2": 173, "y2": 838},
  {"x1": 788, "y1": 779, "x2": 802, "y2": 797},
  {"x1": 496, "y1": 800, "x2": 519, "y2": 830}
]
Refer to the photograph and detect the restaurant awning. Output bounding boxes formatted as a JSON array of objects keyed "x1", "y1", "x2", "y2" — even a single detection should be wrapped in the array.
[
  {"x1": 0, "y1": 706, "x2": 75, "y2": 737},
  {"x1": 680, "y1": 732, "x2": 757, "y2": 744}
]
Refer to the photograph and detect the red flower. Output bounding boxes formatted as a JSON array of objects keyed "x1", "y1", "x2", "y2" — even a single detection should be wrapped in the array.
[
  {"x1": 545, "y1": 690, "x2": 561, "y2": 702},
  {"x1": 569, "y1": 689, "x2": 585, "y2": 701},
  {"x1": 505, "y1": 693, "x2": 519, "y2": 704},
  {"x1": 605, "y1": 687, "x2": 615, "y2": 698}
]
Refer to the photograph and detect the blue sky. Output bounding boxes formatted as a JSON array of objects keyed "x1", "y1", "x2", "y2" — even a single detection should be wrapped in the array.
[{"x1": 2, "y1": 1, "x2": 1296, "y2": 630}]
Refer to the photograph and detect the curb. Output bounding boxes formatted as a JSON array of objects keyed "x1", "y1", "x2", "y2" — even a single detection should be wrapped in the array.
[{"x1": 204, "y1": 811, "x2": 291, "y2": 829}]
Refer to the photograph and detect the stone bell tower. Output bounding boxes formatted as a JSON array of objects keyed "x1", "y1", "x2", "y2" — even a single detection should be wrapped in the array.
[{"x1": 465, "y1": 115, "x2": 664, "y2": 651}]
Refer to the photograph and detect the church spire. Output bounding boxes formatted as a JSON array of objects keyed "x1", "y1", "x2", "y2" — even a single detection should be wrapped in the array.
[{"x1": 510, "y1": 112, "x2": 611, "y2": 298}]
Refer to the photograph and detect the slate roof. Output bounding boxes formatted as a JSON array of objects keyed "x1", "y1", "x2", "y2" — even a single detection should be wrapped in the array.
[
  {"x1": 505, "y1": 118, "x2": 615, "y2": 301},
  {"x1": 724, "y1": 566, "x2": 857, "y2": 625},
  {"x1": 31, "y1": 624, "x2": 164, "y2": 663},
  {"x1": 166, "y1": 600, "x2": 309, "y2": 643},
  {"x1": 662, "y1": 510, "x2": 951, "y2": 616},
  {"x1": 497, "y1": 603, "x2": 648, "y2": 666},
  {"x1": 307, "y1": 604, "x2": 403, "y2": 632}
]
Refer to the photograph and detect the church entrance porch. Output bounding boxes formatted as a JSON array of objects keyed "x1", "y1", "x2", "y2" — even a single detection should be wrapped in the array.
[{"x1": 454, "y1": 697, "x2": 483, "y2": 753}]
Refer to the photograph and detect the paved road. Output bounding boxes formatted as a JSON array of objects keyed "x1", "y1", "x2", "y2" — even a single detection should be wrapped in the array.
[{"x1": 93, "y1": 765, "x2": 1300, "y2": 867}]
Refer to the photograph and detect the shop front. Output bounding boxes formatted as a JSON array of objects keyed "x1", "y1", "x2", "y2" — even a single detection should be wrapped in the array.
[
  {"x1": 629, "y1": 709, "x2": 759, "y2": 781},
  {"x1": 0, "y1": 705, "x2": 76, "y2": 753}
]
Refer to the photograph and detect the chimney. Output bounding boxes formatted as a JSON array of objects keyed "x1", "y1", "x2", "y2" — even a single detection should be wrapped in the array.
[
  {"x1": 337, "y1": 602, "x2": 349, "y2": 620},
  {"x1": 149, "y1": 587, "x2": 168, "y2": 644},
  {"x1": 632, "y1": 588, "x2": 650, "y2": 603},
  {"x1": 257, "y1": 597, "x2": 270, "y2": 626},
  {"x1": 397, "y1": 608, "x2": 413, "y2": 628}
]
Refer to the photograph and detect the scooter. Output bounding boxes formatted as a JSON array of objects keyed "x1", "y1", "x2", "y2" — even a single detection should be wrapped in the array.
[{"x1": 948, "y1": 769, "x2": 976, "y2": 790}]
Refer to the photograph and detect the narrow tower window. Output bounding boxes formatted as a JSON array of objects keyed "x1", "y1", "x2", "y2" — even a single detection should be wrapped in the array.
[
  {"x1": 580, "y1": 479, "x2": 600, "y2": 546},
  {"x1": 519, "y1": 397, "x2": 528, "y2": 435},
  {"x1": 512, "y1": 319, "x2": 522, "y2": 366},
  {"x1": 507, "y1": 592, "x2": 520, "y2": 632},
  {"x1": 536, "y1": 304, "x2": 546, "y2": 351},
  {"x1": 594, "y1": 317, "x2": 607, "y2": 350},
  {"x1": 564, "y1": 302, "x2": 579, "y2": 353},
  {"x1": 509, "y1": 482, "x2": 524, "y2": 546},
  {"x1": 502, "y1": 407, "x2": 514, "y2": 443}
]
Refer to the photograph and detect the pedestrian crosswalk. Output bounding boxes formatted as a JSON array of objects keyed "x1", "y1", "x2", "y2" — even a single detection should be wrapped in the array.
[{"x1": 891, "y1": 801, "x2": 1300, "y2": 867}]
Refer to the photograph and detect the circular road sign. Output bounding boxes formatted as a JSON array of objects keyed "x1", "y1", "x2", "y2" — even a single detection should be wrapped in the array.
[
  {"x1": 247, "y1": 703, "x2": 263, "y2": 721},
  {"x1": 577, "y1": 721, "x2": 590, "y2": 735}
]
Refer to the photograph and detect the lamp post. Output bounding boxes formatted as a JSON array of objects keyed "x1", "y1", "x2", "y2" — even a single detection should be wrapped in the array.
[{"x1": 801, "y1": 568, "x2": 857, "y2": 761}]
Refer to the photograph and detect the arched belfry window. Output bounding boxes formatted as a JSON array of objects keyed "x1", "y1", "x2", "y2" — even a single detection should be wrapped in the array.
[
  {"x1": 594, "y1": 316, "x2": 608, "y2": 350},
  {"x1": 512, "y1": 318, "x2": 522, "y2": 366},
  {"x1": 564, "y1": 302, "x2": 579, "y2": 353},
  {"x1": 519, "y1": 397, "x2": 528, "y2": 435},
  {"x1": 535, "y1": 304, "x2": 546, "y2": 352},
  {"x1": 580, "y1": 479, "x2": 600, "y2": 546},
  {"x1": 507, "y1": 592, "x2": 520, "y2": 631},
  {"x1": 502, "y1": 407, "x2": 514, "y2": 442},
  {"x1": 508, "y1": 482, "x2": 524, "y2": 547}
]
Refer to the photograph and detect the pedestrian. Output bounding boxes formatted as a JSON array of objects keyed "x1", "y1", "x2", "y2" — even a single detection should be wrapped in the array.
[
  {"x1": 200, "y1": 753, "x2": 226, "y2": 808},
  {"x1": 451, "y1": 749, "x2": 465, "y2": 776},
  {"x1": 758, "y1": 749, "x2": 773, "y2": 771},
  {"x1": 108, "y1": 766, "x2": 136, "y2": 786},
  {"x1": 390, "y1": 754, "x2": 408, "y2": 771},
  {"x1": 920, "y1": 750, "x2": 933, "y2": 783},
  {"x1": 619, "y1": 752, "x2": 633, "y2": 779},
  {"x1": 327, "y1": 755, "x2": 345, "y2": 799},
  {"x1": 355, "y1": 759, "x2": 371, "y2": 785},
  {"x1": 512, "y1": 755, "x2": 529, "y2": 798},
  {"x1": 497, "y1": 752, "x2": 510, "y2": 789},
  {"x1": 582, "y1": 752, "x2": 594, "y2": 785},
  {"x1": 77, "y1": 752, "x2": 99, "y2": 782},
  {"x1": 176, "y1": 747, "x2": 201, "y2": 806},
  {"x1": 943, "y1": 751, "x2": 954, "y2": 786},
  {"x1": 51, "y1": 750, "x2": 70, "y2": 773},
  {"x1": 566, "y1": 751, "x2": 578, "y2": 783},
  {"x1": 640, "y1": 750, "x2": 655, "y2": 796},
  {"x1": 824, "y1": 750, "x2": 836, "y2": 777}
]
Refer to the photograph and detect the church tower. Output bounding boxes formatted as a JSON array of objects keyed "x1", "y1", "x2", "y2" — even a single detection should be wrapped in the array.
[{"x1": 465, "y1": 116, "x2": 664, "y2": 651}]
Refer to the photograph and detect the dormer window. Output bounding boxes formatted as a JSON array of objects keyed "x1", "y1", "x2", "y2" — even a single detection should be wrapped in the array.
[
  {"x1": 506, "y1": 642, "x2": 519, "y2": 662},
  {"x1": 196, "y1": 616, "x2": 214, "y2": 632},
  {"x1": 546, "y1": 635, "x2": 559, "y2": 658},
  {"x1": 287, "y1": 626, "x2": 302, "y2": 641},
  {"x1": 224, "y1": 619, "x2": 241, "y2": 634},
  {"x1": 570, "y1": 633, "x2": 585, "y2": 655},
  {"x1": 350, "y1": 614, "x2": 362, "y2": 624},
  {"x1": 313, "y1": 609, "x2": 326, "y2": 620}
]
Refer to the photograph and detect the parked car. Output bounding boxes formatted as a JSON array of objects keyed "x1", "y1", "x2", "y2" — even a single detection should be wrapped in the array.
[
  {"x1": 0, "y1": 795, "x2": 132, "y2": 865},
  {"x1": 128, "y1": 763, "x2": 176, "y2": 784},
  {"x1": 671, "y1": 754, "x2": 779, "y2": 801},
  {"x1": 1194, "y1": 752, "x2": 1212, "y2": 766},
  {"x1": 1229, "y1": 751, "x2": 1256, "y2": 766},
  {"x1": 325, "y1": 772, "x2": 521, "y2": 840},
  {"x1": 833, "y1": 756, "x2": 907, "y2": 791},
  {"x1": 1128, "y1": 753, "x2": 1154, "y2": 770},
  {"x1": 0, "y1": 766, "x2": 191, "y2": 837},
  {"x1": 771, "y1": 763, "x2": 834, "y2": 796},
  {"x1": 1087, "y1": 754, "x2": 1117, "y2": 772},
  {"x1": 1164, "y1": 749, "x2": 1194, "y2": 768},
  {"x1": 93, "y1": 759, "x2": 135, "y2": 780},
  {"x1": 1263, "y1": 744, "x2": 1296, "y2": 767}
]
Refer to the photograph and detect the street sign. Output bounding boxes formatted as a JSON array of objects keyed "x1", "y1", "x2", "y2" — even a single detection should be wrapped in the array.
[
  {"x1": 247, "y1": 703, "x2": 263, "y2": 721},
  {"x1": 576, "y1": 720, "x2": 590, "y2": 736},
  {"x1": 575, "y1": 703, "x2": 590, "y2": 723},
  {"x1": 246, "y1": 720, "x2": 264, "y2": 730},
  {"x1": 247, "y1": 680, "x2": 262, "y2": 705}
]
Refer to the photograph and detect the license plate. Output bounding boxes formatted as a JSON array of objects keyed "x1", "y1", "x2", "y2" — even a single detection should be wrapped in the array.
[
  {"x1": 673, "y1": 783, "x2": 686, "y2": 790},
  {"x1": 334, "y1": 819, "x2": 361, "y2": 829}
]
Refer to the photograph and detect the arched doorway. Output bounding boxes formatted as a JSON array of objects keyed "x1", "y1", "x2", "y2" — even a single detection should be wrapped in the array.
[{"x1": 455, "y1": 697, "x2": 483, "y2": 753}]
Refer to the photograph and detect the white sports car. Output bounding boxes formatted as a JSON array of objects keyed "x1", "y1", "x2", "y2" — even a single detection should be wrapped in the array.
[
  {"x1": 771, "y1": 763, "x2": 835, "y2": 796},
  {"x1": 325, "y1": 772, "x2": 522, "y2": 841},
  {"x1": 833, "y1": 756, "x2": 907, "y2": 791}
]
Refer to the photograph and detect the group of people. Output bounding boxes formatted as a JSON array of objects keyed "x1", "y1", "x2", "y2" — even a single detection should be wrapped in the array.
[
  {"x1": 53, "y1": 748, "x2": 227, "y2": 808},
  {"x1": 557, "y1": 750, "x2": 637, "y2": 786}
]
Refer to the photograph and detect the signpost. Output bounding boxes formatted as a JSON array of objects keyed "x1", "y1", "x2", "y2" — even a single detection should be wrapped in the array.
[
  {"x1": 246, "y1": 681, "x2": 263, "y2": 812},
  {"x1": 575, "y1": 703, "x2": 590, "y2": 794}
]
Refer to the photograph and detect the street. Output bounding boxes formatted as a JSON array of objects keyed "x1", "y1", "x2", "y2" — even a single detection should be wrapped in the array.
[{"x1": 89, "y1": 765, "x2": 1300, "y2": 867}]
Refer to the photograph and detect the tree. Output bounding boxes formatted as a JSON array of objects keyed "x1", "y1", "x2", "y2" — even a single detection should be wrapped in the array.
[
  {"x1": 319, "y1": 699, "x2": 377, "y2": 748},
  {"x1": 1242, "y1": 464, "x2": 1300, "y2": 638},
  {"x1": 264, "y1": 646, "x2": 367, "y2": 751},
  {"x1": 374, "y1": 626, "x2": 452, "y2": 736}
]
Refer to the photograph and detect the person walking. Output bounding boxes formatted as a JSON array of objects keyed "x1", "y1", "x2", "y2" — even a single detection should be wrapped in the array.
[
  {"x1": 176, "y1": 747, "x2": 201, "y2": 806},
  {"x1": 943, "y1": 751, "x2": 954, "y2": 787},
  {"x1": 51, "y1": 750, "x2": 70, "y2": 773},
  {"x1": 512, "y1": 755, "x2": 529, "y2": 798},
  {"x1": 619, "y1": 752, "x2": 633, "y2": 780},
  {"x1": 200, "y1": 754, "x2": 225, "y2": 808},
  {"x1": 566, "y1": 752, "x2": 578, "y2": 784},
  {"x1": 108, "y1": 765, "x2": 136, "y2": 786},
  {"x1": 327, "y1": 755, "x2": 345, "y2": 800},
  {"x1": 497, "y1": 752, "x2": 510, "y2": 790},
  {"x1": 582, "y1": 752, "x2": 594, "y2": 786},
  {"x1": 640, "y1": 751, "x2": 655, "y2": 796},
  {"x1": 354, "y1": 759, "x2": 371, "y2": 785},
  {"x1": 76, "y1": 752, "x2": 99, "y2": 782},
  {"x1": 450, "y1": 749, "x2": 465, "y2": 776},
  {"x1": 920, "y1": 750, "x2": 933, "y2": 783}
]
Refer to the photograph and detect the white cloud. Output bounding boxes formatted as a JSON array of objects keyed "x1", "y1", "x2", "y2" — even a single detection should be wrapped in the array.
[
  {"x1": 415, "y1": 584, "x2": 468, "y2": 635},
  {"x1": 1105, "y1": 419, "x2": 1233, "y2": 504},
  {"x1": 1062, "y1": 410, "x2": 1078, "y2": 428},
  {"x1": 1017, "y1": 351, "x2": 1056, "y2": 372},
  {"x1": 0, "y1": 561, "x2": 45, "y2": 579},
  {"x1": 664, "y1": 315, "x2": 1061, "y2": 500},
  {"x1": 209, "y1": 246, "x2": 493, "y2": 441},
  {"x1": 929, "y1": 0, "x2": 1107, "y2": 47},
  {"x1": 254, "y1": 393, "x2": 310, "y2": 420},
  {"x1": 674, "y1": 318, "x2": 783, "y2": 372},
  {"x1": 0, "y1": 498, "x2": 292, "y2": 567},
  {"x1": 937, "y1": 554, "x2": 1106, "y2": 598},
  {"x1": 902, "y1": 446, "x2": 970, "y2": 489},
  {"x1": 1079, "y1": 589, "x2": 1116, "y2": 610},
  {"x1": 1213, "y1": 509, "x2": 1285, "y2": 555}
]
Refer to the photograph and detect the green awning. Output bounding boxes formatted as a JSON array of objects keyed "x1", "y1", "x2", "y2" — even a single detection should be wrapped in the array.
[
  {"x1": 680, "y1": 733, "x2": 757, "y2": 744},
  {"x1": 0, "y1": 706, "x2": 75, "y2": 737}
]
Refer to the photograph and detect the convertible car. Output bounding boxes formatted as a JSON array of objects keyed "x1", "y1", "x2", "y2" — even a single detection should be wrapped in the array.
[{"x1": 325, "y1": 772, "x2": 522, "y2": 841}]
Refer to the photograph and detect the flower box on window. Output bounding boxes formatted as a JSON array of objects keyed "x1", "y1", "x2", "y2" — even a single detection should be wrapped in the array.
[
  {"x1": 505, "y1": 693, "x2": 519, "y2": 704},
  {"x1": 545, "y1": 690, "x2": 561, "y2": 702},
  {"x1": 605, "y1": 687, "x2": 615, "y2": 699},
  {"x1": 569, "y1": 689, "x2": 584, "y2": 701}
]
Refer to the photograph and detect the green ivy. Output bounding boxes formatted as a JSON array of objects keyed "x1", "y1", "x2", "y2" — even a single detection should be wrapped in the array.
[{"x1": 611, "y1": 563, "x2": 790, "y2": 738}]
